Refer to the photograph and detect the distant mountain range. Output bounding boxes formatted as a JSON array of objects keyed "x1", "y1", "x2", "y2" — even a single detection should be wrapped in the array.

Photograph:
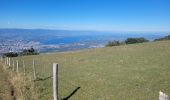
[{"x1": 0, "y1": 28, "x2": 169, "y2": 54}]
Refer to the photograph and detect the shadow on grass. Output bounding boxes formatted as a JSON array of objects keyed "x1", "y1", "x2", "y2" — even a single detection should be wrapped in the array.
[
  {"x1": 34, "y1": 76, "x2": 52, "y2": 81},
  {"x1": 61, "y1": 87, "x2": 80, "y2": 100}
]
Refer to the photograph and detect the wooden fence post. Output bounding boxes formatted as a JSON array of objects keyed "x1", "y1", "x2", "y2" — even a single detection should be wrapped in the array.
[
  {"x1": 32, "y1": 59, "x2": 36, "y2": 80},
  {"x1": 9, "y1": 57, "x2": 11, "y2": 66},
  {"x1": 16, "y1": 60, "x2": 19, "y2": 73},
  {"x1": 8, "y1": 57, "x2": 9, "y2": 66},
  {"x1": 13, "y1": 60, "x2": 15, "y2": 71},
  {"x1": 23, "y1": 60, "x2": 26, "y2": 75},
  {"x1": 53, "y1": 63, "x2": 58, "y2": 100},
  {"x1": 7, "y1": 57, "x2": 8, "y2": 65},
  {"x1": 159, "y1": 91, "x2": 169, "y2": 100}
]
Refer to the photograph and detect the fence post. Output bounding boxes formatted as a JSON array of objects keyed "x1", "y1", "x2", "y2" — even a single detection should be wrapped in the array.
[
  {"x1": 13, "y1": 60, "x2": 15, "y2": 71},
  {"x1": 16, "y1": 60, "x2": 19, "y2": 73},
  {"x1": 32, "y1": 59, "x2": 36, "y2": 80},
  {"x1": 23, "y1": 60, "x2": 26, "y2": 75},
  {"x1": 159, "y1": 91, "x2": 169, "y2": 100},
  {"x1": 9, "y1": 57, "x2": 11, "y2": 66},
  {"x1": 8, "y1": 57, "x2": 9, "y2": 66},
  {"x1": 53, "y1": 63, "x2": 58, "y2": 100},
  {"x1": 7, "y1": 57, "x2": 8, "y2": 65}
]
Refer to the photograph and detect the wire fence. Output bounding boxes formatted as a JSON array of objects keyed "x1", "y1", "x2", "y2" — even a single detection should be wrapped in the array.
[
  {"x1": 0, "y1": 56, "x2": 98, "y2": 100},
  {"x1": 1, "y1": 56, "x2": 169, "y2": 100}
]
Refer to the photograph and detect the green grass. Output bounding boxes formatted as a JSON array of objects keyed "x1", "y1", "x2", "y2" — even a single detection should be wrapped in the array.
[{"x1": 10, "y1": 40, "x2": 170, "y2": 100}]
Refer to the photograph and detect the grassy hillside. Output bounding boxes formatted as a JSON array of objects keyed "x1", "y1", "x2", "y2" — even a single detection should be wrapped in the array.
[
  {"x1": 8, "y1": 40, "x2": 170, "y2": 100},
  {"x1": 0, "y1": 63, "x2": 14, "y2": 100}
]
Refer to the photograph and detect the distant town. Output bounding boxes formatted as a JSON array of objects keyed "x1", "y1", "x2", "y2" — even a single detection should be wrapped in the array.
[
  {"x1": 0, "y1": 38, "x2": 105, "y2": 55},
  {"x1": 0, "y1": 29, "x2": 169, "y2": 55}
]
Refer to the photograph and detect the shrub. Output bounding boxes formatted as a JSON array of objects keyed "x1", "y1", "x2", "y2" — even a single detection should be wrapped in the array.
[
  {"x1": 125, "y1": 37, "x2": 149, "y2": 44},
  {"x1": 3, "y1": 52, "x2": 18, "y2": 57},
  {"x1": 154, "y1": 35, "x2": 170, "y2": 41},
  {"x1": 20, "y1": 47, "x2": 39, "y2": 56}
]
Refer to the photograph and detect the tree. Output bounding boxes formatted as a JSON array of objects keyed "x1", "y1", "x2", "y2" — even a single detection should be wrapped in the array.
[{"x1": 20, "y1": 47, "x2": 39, "y2": 56}]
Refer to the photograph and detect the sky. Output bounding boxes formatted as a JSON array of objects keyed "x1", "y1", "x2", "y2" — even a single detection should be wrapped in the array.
[{"x1": 0, "y1": 0, "x2": 170, "y2": 32}]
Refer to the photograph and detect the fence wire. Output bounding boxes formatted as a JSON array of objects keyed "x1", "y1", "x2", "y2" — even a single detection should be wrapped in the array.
[{"x1": 1, "y1": 57, "x2": 98, "y2": 100}]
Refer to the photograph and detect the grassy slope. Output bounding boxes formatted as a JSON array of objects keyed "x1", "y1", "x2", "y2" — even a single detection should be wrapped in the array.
[
  {"x1": 0, "y1": 63, "x2": 14, "y2": 100},
  {"x1": 0, "y1": 62, "x2": 39, "y2": 100},
  {"x1": 12, "y1": 41, "x2": 170, "y2": 100}
]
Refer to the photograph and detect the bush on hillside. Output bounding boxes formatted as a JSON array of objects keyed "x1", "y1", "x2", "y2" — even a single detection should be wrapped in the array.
[
  {"x1": 20, "y1": 47, "x2": 39, "y2": 56},
  {"x1": 3, "y1": 52, "x2": 18, "y2": 57},
  {"x1": 125, "y1": 37, "x2": 149, "y2": 44},
  {"x1": 154, "y1": 35, "x2": 170, "y2": 41}
]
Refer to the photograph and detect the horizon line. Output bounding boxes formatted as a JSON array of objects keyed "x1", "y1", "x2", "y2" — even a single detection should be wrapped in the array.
[{"x1": 0, "y1": 27, "x2": 170, "y2": 33}]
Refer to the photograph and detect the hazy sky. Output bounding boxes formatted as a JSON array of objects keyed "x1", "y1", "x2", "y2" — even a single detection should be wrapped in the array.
[{"x1": 0, "y1": 0, "x2": 170, "y2": 32}]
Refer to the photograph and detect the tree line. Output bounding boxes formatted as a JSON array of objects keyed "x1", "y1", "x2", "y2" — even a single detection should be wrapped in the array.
[
  {"x1": 106, "y1": 34, "x2": 170, "y2": 47},
  {"x1": 106, "y1": 37, "x2": 149, "y2": 47},
  {"x1": 3, "y1": 47, "x2": 39, "y2": 57},
  {"x1": 154, "y1": 35, "x2": 170, "y2": 41}
]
